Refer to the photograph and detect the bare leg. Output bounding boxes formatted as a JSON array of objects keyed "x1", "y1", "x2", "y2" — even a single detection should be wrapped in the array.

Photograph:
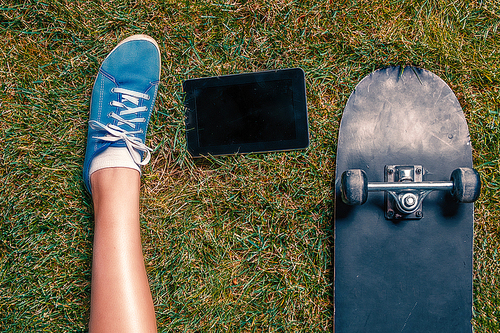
[{"x1": 89, "y1": 168, "x2": 157, "y2": 333}]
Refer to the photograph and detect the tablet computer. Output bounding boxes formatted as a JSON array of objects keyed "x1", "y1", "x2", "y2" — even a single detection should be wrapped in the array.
[{"x1": 183, "y1": 68, "x2": 309, "y2": 157}]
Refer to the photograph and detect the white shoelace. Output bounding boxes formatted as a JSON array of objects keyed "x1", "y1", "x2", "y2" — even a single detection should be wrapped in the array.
[{"x1": 90, "y1": 87, "x2": 153, "y2": 166}]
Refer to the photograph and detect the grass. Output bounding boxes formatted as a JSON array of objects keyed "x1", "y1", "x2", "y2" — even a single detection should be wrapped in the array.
[{"x1": 1, "y1": 0, "x2": 499, "y2": 331}]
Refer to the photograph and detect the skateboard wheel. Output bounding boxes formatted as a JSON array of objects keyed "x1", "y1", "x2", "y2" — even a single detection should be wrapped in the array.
[
  {"x1": 450, "y1": 168, "x2": 481, "y2": 203},
  {"x1": 341, "y1": 169, "x2": 368, "y2": 205}
]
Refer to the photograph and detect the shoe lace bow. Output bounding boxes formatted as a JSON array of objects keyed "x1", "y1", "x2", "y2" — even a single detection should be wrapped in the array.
[{"x1": 89, "y1": 87, "x2": 153, "y2": 165}]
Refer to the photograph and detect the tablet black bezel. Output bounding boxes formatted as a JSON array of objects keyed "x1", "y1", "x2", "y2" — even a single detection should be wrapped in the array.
[{"x1": 183, "y1": 68, "x2": 309, "y2": 157}]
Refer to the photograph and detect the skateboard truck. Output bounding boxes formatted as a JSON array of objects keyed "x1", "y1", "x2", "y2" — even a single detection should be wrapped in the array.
[{"x1": 340, "y1": 166, "x2": 481, "y2": 220}]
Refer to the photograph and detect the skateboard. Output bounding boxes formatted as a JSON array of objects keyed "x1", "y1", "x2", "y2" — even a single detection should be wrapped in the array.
[{"x1": 334, "y1": 66, "x2": 481, "y2": 332}]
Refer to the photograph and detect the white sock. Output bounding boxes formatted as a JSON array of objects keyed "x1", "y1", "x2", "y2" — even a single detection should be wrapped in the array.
[{"x1": 89, "y1": 146, "x2": 141, "y2": 176}]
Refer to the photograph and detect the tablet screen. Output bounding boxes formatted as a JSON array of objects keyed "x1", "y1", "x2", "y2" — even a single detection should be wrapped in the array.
[
  {"x1": 196, "y1": 79, "x2": 296, "y2": 146},
  {"x1": 183, "y1": 68, "x2": 308, "y2": 157}
]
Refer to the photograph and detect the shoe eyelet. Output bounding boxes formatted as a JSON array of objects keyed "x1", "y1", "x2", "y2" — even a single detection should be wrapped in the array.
[
  {"x1": 111, "y1": 88, "x2": 116, "y2": 93},
  {"x1": 107, "y1": 112, "x2": 112, "y2": 117}
]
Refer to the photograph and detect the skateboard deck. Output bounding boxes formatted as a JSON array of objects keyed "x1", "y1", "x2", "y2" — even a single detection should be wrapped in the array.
[{"x1": 334, "y1": 66, "x2": 479, "y2": 332}]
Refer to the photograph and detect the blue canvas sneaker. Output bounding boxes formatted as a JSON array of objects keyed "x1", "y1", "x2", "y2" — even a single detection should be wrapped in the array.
[{"x1": 83, "y1": 35, "x2": 161, "y2": 194}]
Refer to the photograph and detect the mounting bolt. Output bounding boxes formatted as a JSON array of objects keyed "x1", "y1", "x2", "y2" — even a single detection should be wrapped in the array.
[
  {"x1": 387, "y1": 210, "x2": 395, "y2": 219},
  {"x1": 388, "y1": 168, "x2": 394, "y2": 175},
  {"x1": 415, "y1": 167, "x2": 422, "y2": 174},
  {"x1": 416, "y1": 211, "x2": 422, "y2": 218}
]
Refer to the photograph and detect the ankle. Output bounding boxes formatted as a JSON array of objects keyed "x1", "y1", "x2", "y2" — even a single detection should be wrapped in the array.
[{"x1": 90, "y1": 167, "x2": 141, "y2": 196}]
